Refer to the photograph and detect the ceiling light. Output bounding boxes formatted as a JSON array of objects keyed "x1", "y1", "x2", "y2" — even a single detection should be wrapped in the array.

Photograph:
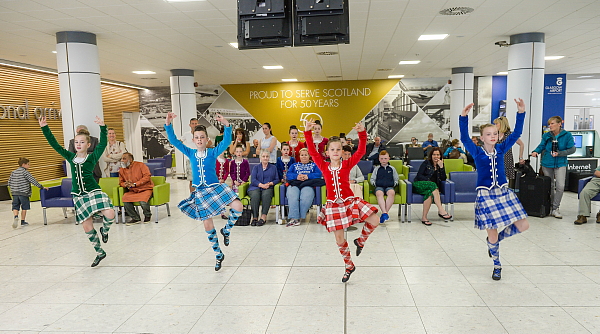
[
  {"x1": 132, "y1": 71, "x2": 156, "y2": 74},
  {"x1": 496, "y1": 72, "x2": 508, "y2": 75},
  {"x1": 388, "y1": 75, "x2": 405, "y2": 79},
  {"x1": 229, "y1": 42, "x2": 238, "y2": 48},
  {"x1": 418, "y1": 34, "x2": 448, "y2": 41},
  {"x1": 316, "y1": 51, "x2": 338, "y2": 56},
  {"x1": 399, "y1": 60, "x2": 420, "y2": 65},
  {"x1": 263, "y1": 65, "x2": 283, "y2": 70},
  {"x1": 578, "y1": 75, "x2": 593, "y2": 78},
  {"x1": 439, "y1": 7, "x2": 474, "y2": 15},
  {"x1": 545, "y1": 56, "x2": 564, "y2": 60},
  {"x1": 51, "y1": 51, "x2": 57, "y2": 54},
  {"x1": 282, "y1": 78, "x2": 297, "y2": 82}
]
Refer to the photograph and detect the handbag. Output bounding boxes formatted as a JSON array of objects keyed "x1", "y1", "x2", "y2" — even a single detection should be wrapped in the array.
[{"x1": 235, "y1": 207, "x2": 252, "y2": 226}]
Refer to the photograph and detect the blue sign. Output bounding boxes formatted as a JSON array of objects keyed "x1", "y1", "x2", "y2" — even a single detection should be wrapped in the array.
[{"x1": 543, "y1": 74, "x2": 566, "y2": 123}]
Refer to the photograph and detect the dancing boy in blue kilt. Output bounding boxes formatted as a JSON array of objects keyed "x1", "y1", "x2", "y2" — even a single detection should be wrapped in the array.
[
  {"x1": 460, "y1": 99, "x2": 530, "y2": 280},
  {"x1": 165, "y1": 112, "x2": 243, "y2": 271}
]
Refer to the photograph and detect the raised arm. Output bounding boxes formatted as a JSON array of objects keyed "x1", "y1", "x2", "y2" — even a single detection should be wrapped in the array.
[
  {"x1": 498, "y1": 99, "x2": 526, "y2": 151},
  {"x1": 39, "y1": 117, "x2": 74, "y2": 160},
  {"x1": 459, "y1": 103, "x2": 477, "y2": 155},
  {"x1": 90, "y1": 117, "x2": 108, "y2": 163},
  {"x1": 347, "y1": 123, "x2": 367, "y2": 167},
  {"x1": 164, "y1": 112, "x2": 192, "y2": 158},
  {"x1": 304, "y1": 119, "x2": 327, "y2": 170}
]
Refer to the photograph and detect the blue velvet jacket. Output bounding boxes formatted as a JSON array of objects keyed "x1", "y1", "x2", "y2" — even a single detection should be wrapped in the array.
[
  {"x1": 460, "y1": 112, "x2": 525, "y2": 190},
  {"x1": 165, "y1": 123, "x2": 232, "y2": 188}
]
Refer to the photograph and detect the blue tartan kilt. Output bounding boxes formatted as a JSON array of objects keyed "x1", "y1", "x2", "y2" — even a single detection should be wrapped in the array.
[
  {"x1": 178, "y1": 183, "x2": 238, "y2": 221},
  {"x1": 474, "y1": 186, "x2": 527, "y2": 230}
]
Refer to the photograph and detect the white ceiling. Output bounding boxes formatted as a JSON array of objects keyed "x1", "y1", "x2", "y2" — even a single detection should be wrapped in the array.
[{"x1": 1, "y1": 0, "x2": 599, "y2": 87}]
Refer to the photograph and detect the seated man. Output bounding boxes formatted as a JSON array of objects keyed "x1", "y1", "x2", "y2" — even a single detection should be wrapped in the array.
[
  {"x1": 364, "y1": 136, "x2": 386, "y2": 165},
  {"x1": 574, "y1": 165, "x2": 600, "y2": 225},
  {"x1": 119, "y1": 153, "x2": 154, "y2": 224}
]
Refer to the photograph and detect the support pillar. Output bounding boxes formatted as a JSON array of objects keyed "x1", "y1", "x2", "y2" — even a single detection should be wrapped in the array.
[
  {"x1": 55, "y1": 31, "x2": 103, "y2": 146},
  {"x1": 450, "y1": 67, "x2": 474, "y2": 141},
  {"x1": 170, "y1": 69, "x2": 196, "y2": 178},
  {"x1": 506, "y1": 32, "x2": 545, "y2": 166}
]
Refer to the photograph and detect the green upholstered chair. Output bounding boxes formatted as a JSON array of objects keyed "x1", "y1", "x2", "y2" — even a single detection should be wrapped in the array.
[
  {"x1": 363, "y1": 172, "x2": 407, "y2": 221},
  {"x1": 98, "y1": 177, "x2": 122, "y2": 222},
  {"x1": 443, "y1": 159, "x2": 474, "y2": 177},
  {"x1": 237, "y1": 180, "x2": 280, "y2": 222},
  {"x1": 117, "y1": 176, "x2": 171, "y2": 223}
]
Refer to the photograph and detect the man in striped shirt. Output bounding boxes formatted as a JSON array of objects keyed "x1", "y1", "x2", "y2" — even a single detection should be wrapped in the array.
[{"x1": 8, "y1": 158, "x2": 46, "y2": 228}]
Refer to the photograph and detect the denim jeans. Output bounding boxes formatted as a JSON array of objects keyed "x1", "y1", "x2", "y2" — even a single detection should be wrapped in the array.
[{"x1": 287, "y1": 186, "x2": 315, "y2": 219}]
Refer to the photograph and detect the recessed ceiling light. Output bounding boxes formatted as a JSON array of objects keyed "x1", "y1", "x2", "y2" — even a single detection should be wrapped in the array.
[
  {"x1": 282, "y1": 78, "x2": 297, "y2": 82},
  {"x1": 229, "y1": 42, "x2": 238, "y2": 48},
  {"x1": 418, "y1": 34, "x2": 448, "y2": 41},
  {"x1": 263, "y1": 65, "x2": 283, "y2": 70},
  {"x1": 399, "y1": 60, "x2": 420, "y2": 65},
  {"x1": 132, "y1": 71, "x2": 156, "y2": 74},
  {"x1": 578, "y1": 75, "x2": 593, "y2": 78},
  {"x1": 388, "y1": 75, "x2": 405, "y2": 78},
  {"x1": 439, "y1": 7, "x2": 474, "y2": 15},
  {"x1": 51, "y1": 51, "x2": 57, "y2": 54},
  {"x1": 316, "y1": 51, "x2": 338, "y2": 56},
  {"x1": 545, "y1": 56, "x2": 564, "y2": 60},
  {"x1": 497, "y1": 72, "x2": 508, "y2": 75}
]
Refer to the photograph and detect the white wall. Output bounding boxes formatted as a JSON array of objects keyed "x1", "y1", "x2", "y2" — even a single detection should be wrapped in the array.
[{"x1": 564, "y1": 77, "x2": 600, "y2": 131}]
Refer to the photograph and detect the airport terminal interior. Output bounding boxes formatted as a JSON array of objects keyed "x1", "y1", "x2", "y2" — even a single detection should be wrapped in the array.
[{"x1": 2, "y1": 0, "x2": 600, "y2": 333}]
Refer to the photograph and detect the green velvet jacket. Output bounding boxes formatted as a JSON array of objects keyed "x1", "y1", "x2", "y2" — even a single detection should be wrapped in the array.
[{"x1": 42, "y1": 125, "x2": 107, "y2": 196}]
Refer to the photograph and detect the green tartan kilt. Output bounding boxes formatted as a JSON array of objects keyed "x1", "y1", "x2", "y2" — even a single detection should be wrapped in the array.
[
  {"x1": 73, "y1": 190, "x2": 113, "y2": 223},
  {"x1": 412, "y1": 180, "x2": 438, "y2": 201}
]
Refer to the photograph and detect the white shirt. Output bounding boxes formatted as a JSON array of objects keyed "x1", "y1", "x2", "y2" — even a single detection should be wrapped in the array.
[{"x1": 181, "y1": 132, "x2": 195, "y2": 149}]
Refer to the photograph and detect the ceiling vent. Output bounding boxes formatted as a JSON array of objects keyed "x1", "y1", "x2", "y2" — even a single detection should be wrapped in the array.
[
  {"x1": 327, "y1": 75, "x2": 342, "y2": 78},
  {"x1": 377, "y1": 68, "x2": 393, "y2": 71},
  {"x1": 316, "y1": 51, "x2": 339, "y2": 56},
  {"x1": 439, "y1": 7, "x2": 474, "y2": 15},
  {"x1": 140, "y1": 77, "x2": 157, "y2": 80}
]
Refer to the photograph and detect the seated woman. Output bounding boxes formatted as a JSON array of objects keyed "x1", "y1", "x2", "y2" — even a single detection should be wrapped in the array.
[
  {"x1": 248, "y1": 149, "x2": 280, "y2": 226},
  {"x1": 443, "y1": 139, "x2": 468, "y2": 163},
  {"x1": 285, "y1": 148, "x2": 324, "y2": 227},
  {"x1": 414, "y1": 147, "x2": 452, "y2": 226}
]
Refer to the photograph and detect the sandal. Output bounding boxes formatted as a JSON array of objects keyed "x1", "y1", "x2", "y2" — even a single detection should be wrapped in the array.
[
  {"x1": 421, "y1": 220, "x2": 432, "y2": 226},
  {"x1": 438, "y1": 213, "x2": 452, "y2": 220}
]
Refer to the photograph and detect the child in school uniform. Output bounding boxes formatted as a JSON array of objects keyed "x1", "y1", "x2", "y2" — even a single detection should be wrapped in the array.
[
  {"x1": 276, "y1": 142, "x2": 296, "y2": 184},
  {"x1": 460, "y1": 99, "x2": 530, "y2": 280},
  {"x1": 229, "y1": 144, "x2": 250, "y2": 193}
]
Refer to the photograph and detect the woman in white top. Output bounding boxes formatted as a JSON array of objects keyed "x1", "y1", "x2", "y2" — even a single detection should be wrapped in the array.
[
  {"x1": 260, "y1": 122, "x2": 278, "y2": 163},
  {"x1": 101, "y1": 128, "x2": 127, "y2": 177}
]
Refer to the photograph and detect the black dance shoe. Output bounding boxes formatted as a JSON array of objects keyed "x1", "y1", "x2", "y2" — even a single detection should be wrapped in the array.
[
  {"x1": 100, "y1": 227, "x2": 108, "y2": 243},
  {"x1": 220, "y1": 228, "x2": 230, "y2": 246},
  {"x1": 91, "y1": 253, "x2": 106, "y2": 267},
  {"x1": 342, "y1": 266, "x2": 356, "y2": 283},
  {"x1": 492, "y1": 268, "x2": 502, "y2": 281},
  {"x1": 215, "y1": 254, "x2": 225, "y2": 271},
  {"x1": 353, "y1": 238, "x2": 363, "y2": 256}
]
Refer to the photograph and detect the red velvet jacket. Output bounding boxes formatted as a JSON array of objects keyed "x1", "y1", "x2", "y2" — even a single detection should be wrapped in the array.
[{"x1": 304, "y1": 129, "x2": 367, "y2": 202}]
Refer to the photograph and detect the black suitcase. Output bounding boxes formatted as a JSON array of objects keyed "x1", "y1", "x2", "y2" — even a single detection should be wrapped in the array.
[{"x1": 515, "y1": 171, "x2": 552, "y2": 217}]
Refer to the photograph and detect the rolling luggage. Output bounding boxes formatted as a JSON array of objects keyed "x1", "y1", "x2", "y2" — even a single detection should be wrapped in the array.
[{"x1": 515, "y1": 171, "x2": 552, "y2": 217}]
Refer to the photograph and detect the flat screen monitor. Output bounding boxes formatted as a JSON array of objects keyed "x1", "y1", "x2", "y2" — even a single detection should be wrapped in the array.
[{"x1": 573, "y1": 135, "x2": 583, "y2": 148}]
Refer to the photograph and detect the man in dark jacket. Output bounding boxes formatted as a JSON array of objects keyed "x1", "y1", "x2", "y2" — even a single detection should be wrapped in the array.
[{"x1": 364, "y1": 136, "x2": 386, "y2": 165}]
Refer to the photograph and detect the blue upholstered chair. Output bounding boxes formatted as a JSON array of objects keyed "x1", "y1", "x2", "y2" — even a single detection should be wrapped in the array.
[
  {"x1": 449, "y1": 171, "x2": 478, "y2": 218},
  {"x1": 40, "y1": 178, "x2": 74, "y2": 225},
  {"x1": 578, "y1": 176, "x2": 600, "y2": 201},
  {"x1": 403, "y1": 172, "x2": 454, "y2": 222}
]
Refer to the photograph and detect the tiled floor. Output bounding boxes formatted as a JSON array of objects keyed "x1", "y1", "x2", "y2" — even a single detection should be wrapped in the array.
[{"x1": 1, "y1": 178, "x2": 600, "y2": 333}]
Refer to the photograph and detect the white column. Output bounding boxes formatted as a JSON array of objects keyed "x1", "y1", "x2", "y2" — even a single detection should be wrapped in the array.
[
  {"x1": 170, "y1": 69, "x2": 196, "y2": 178},
  {"x1": 55, "y1": 31, "x2": 103, "y2": 146},
  {"x1": 450, "y1": 67, "x2": 474, "y2": 141},
  {"x1": 506, "y1": 32, "x2": 545, "y2": 166}
]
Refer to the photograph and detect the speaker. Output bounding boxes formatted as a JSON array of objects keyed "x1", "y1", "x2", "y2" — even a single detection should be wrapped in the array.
[
  {"x1": 237, "y1": 0, "x2": 292, "y2": 50},
  {"x1": 294, "y1": 0, "x2": 349, "y2": 47},
  {"x1": 586, "y1": 145, "x2": 594, "y2": 158}
]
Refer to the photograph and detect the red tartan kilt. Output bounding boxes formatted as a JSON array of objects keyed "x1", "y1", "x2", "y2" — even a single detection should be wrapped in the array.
[{"x1": 318, "y1": 197, "x2": 378, "y2": 232}]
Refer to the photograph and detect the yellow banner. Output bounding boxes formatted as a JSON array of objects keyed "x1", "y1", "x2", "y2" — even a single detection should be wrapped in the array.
[{"x1": 222, "y1": 79, "x2": 398, "y2": 139}]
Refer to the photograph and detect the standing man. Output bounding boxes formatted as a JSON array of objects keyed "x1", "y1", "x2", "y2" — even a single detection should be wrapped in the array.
[
  {"x1": 422, "y1": 133, "x2": 439, "y2": 156},
  {"x1": 250, "y1": 139, "x2": 260, "y2": 158},
  {"x1": 364, "y1": 136, "x2": 386, "y2": 165},
  {"x1": 119, "y1": 153, "x2": 154, "y2": 225}
]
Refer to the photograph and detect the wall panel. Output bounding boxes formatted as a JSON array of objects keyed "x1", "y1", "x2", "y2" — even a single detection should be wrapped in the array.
[{"x1": 0, "y1": 64, "x2": 139, "y2": 183}]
